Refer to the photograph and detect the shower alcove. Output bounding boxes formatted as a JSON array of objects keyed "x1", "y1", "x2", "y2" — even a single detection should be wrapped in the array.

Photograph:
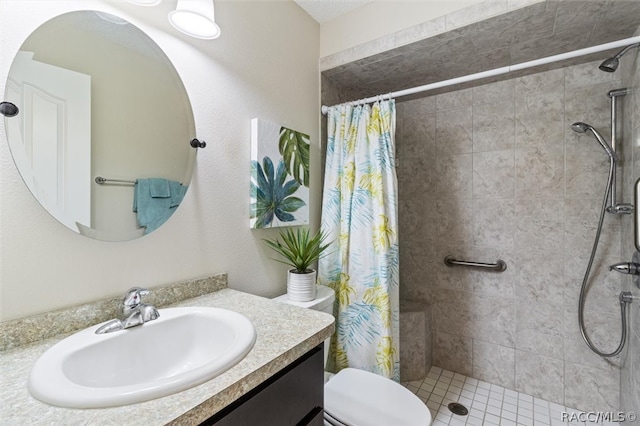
[{"x1": 320, "y1": 0, "x2": 640, "y2": 415}]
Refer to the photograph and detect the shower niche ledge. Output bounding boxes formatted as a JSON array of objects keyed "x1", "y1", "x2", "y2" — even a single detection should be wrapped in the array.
[{"x1": 399, "y1": 299, "x2": 432, "y2": 382}]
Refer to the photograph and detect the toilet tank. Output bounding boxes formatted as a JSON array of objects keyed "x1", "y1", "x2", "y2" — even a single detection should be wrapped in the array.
[
  {"x1": 273, "y1": 285, "x2": 335, "y2": 368},
  {"x1": 272, "y1": 285, "x2": 335, "y2": 315}
]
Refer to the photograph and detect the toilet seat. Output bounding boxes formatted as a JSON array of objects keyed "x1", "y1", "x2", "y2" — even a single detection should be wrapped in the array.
[{"x1": 324, "y1": 368, "x2": 432, "y2": 426}]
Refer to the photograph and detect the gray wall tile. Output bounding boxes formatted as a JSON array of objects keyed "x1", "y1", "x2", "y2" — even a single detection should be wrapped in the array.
[
  {"x1": 515, "y1": 146, "x2": 565, "y2": 198},
  {"x1": 515, "y1": 90, "x2": 564, "y2": 148},
  {"x1": 436, "y1": 107, "x2": 473, "y2": 155},
  {"x1": 473, "y1": 102, "x2": 516, "y2": 152},
  {"x1": 433, "y1": 330, "x2": 473, "y2": 376},
  {"x1": 473, "y1": 150, "x2": 515, "y2": 198},
  {"x1": 435, "y1": 88, "x2": 473, "y2": 111},
  {"x1": 515, "y1": 350, "x2": 564, "y2": 403},
  {"x1": 515, "y1": 328, "x2": 564, "y2": 360},
  {"x1": 436, "y1": 153, "x2": 473, "y2": 198},
  {"x1": 565, "y1": 362, "x2": 620, "y2": 412},
  {"x1": 395, "y1": 59, "x2": 626, "y2": 410},
  {"x1": 473, "y1": 198, "x2": 515, "y2": 249},
  {"x1": 436, "y1": 198, "x2": 474, "y2": 246},
  {"x1": 473, "y1": 340, "x2": 516, "y2": 388},
  {"x1": 473, "y1": 79, "x2": 515, "y2": 106}
]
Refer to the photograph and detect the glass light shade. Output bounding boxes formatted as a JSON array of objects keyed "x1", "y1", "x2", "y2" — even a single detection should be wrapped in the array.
[
  {"x1": 128, "y1": 0, "x2": 162, "y2": 5},
  {"x1": 168, "y1": 0, "x2": 220, "y2": 40}
]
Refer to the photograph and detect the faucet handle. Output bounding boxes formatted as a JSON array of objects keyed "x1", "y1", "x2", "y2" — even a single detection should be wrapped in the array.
[
  {"x1": 139, "y1": 304, "x2": 160, "y2": 322},
  {"x1": 609, "y1": 262, "x2": 640, "y2": 275},
  {"x1": 122, "y1": 287, "x2": 149, "y2": 309}
]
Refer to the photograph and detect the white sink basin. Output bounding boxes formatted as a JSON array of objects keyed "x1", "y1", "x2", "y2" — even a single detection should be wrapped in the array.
[{"x1": 28, "y1": 307, "x2": 256, "y2": 408}]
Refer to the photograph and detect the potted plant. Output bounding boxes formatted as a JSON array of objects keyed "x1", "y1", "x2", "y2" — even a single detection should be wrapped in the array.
[{"x1": 263, "y1": 227, "x2": 331, "y2": 302}]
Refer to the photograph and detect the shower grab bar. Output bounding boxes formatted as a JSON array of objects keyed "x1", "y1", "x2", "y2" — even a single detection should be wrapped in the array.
[
  {"x1": 444, "y1": 256, "x2": 507, "y2": 272},
  {"x1": 95, "y1": 176, "x2": 136, "y2": 185}
]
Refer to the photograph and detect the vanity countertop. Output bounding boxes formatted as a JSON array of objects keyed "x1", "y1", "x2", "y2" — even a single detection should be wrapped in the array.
[{"x1": 0, "y1": 289, "x2": 335, "y2": 425}]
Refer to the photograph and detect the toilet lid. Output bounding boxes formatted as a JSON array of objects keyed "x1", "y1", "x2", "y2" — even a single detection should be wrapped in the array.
[{"x1": 324, "y1": 368, "x2": 432, "y2": 426}]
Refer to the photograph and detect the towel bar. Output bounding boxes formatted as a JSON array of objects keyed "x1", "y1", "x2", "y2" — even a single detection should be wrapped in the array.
[
  {"x1": 95, "y1": 177, "x2": 136, "y2": 185},
  {"x1": 444, "y1": 256, "x2": 507, "y2": 272}
]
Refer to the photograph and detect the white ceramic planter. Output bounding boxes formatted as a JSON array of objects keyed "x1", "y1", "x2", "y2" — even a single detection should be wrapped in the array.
[{"x1": 287, "y1": 269, "x2": 317, "y2": 302}]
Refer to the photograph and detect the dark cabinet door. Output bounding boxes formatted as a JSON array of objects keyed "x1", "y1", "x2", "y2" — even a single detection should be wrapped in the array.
[
  {"x1": 203, "y1": 345, "x2": 324, "y2": 426},
  {"x1": 301, "y1": 407, "x2": 325, "y2": 426}
]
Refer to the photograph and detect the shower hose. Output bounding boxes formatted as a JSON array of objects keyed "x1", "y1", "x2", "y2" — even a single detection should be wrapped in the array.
[{"x1": 579, "y1": 155, "x2": 631, "y2": 357}]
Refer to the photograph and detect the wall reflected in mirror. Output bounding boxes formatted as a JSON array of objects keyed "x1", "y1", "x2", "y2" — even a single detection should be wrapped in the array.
[{"x1": 3, "y1": 10, "x2": 196, "y2": 241}]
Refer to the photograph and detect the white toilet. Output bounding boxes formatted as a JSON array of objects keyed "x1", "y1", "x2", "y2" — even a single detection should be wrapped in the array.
[{"x1": 274, "y1": 285, "x2": 432, "y2": 426}]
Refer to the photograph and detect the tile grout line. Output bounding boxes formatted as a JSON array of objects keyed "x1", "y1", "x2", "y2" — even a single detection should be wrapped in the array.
[{"x1": 403, "y1": 366, "x2": 613, "y2": 426}]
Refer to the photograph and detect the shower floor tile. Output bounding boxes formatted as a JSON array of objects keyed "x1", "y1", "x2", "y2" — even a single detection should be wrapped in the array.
[{"x1": 403, "y1": 366, "x2": 620, "y2": 426}]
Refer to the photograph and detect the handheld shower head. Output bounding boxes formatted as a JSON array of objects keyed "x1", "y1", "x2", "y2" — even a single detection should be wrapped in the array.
[
  {"x1": 571, "y1": 122, "x2": 616, "y2": 161},
  {"x1": 571, "y1": 122, "x2": 590, "y2": 133},
  {"x1": 599, "y1": 42, "x2": 640, "y2": 73}
]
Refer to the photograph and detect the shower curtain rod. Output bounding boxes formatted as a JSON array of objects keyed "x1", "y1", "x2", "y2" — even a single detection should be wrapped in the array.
[{"x1": 320, "y1": 35, "x2": 640, "y2": 115}]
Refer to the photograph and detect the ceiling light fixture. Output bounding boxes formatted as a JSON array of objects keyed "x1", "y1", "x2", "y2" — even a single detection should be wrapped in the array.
[
  {"x1": 127, "y1": 0, "x2": 162, "y2": 6},
  {"x1": 168, "y1": 0, "x2": 220, "y2": 40}
]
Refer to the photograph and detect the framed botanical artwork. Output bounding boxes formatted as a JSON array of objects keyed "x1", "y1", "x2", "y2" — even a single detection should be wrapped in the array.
[{"x1": 250, "y1": 118, "x2": 309, "y2": 229}]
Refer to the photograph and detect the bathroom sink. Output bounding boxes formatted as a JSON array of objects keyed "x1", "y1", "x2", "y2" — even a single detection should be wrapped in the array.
[{"x1": 28, "y1": 307, "x2": 256, "y2": 408}]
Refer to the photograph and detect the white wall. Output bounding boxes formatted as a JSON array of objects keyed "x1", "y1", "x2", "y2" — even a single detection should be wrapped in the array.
[
  {"x1": 0, "y1": 0, "x2": 320, "y2": 321},
  {"x1": 319, "y1": 0, "x2": 485, "y2": 58}
]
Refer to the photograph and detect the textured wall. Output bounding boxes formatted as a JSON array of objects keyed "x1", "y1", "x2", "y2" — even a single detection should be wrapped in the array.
[
  {"x1": 397, "y1": 60, "x2": 626, "y2": 412},
  {"x1": 619, "y1": 28, "x2": 640, "y2": 419},
  {"x1": 319, "y1": 0, "x2": 487, "y2": 58}
]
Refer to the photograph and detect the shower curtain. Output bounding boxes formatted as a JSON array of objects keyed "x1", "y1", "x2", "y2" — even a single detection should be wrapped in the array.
[{"x1": 318, "y1": 100, "x2": 400, "y2": 381}]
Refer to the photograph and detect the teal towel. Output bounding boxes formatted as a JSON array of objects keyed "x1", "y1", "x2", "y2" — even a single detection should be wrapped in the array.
[
  {"x1": 169, "y1": 180, "x2": 187, "y2": 208},
  {"x1": 149, "y1": 178, "x2": 170, "y2": 198},
  {"x1": 133, "y1": 179, "x2": 188, "y2": 234}
]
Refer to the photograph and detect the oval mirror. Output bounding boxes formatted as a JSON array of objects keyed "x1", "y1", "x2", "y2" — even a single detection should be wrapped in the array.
[{"x1": 3, "y1": 11, "x2": 196, "y2": 242}]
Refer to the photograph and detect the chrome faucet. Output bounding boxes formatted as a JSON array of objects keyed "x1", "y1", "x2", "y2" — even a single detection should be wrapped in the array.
[
  {"x1": 95, "y1": 287, "x2": 160, "y2": 334},
  {"x1": 122, "y1": 287, "x2": 160, "y2": 322}
]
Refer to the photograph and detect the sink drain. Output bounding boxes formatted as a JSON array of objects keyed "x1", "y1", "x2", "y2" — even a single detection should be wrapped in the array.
[{"x1": 447, "y1": 402, "x2": 469, "y2": 416}]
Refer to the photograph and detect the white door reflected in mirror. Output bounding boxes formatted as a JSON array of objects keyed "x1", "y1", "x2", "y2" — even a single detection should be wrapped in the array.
[{"x1": 6, "y1": 51, "x2": 92, "y2": 231}]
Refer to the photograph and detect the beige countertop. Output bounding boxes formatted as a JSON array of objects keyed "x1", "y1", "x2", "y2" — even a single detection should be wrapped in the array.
[{"x1": 0, "y1": 288, "x2": 335, "y2": 425}]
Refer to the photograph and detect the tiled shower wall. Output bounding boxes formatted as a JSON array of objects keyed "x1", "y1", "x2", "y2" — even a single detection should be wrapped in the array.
[
  {"x1": 397, "y1": 60, "x2": 627, "y2": 412},
  {"x1": 620, "y1": 28, "x2": 640, "y2": 418}
]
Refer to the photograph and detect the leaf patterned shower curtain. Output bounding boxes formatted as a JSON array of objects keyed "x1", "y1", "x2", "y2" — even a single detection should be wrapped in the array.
[{"x1": 318, "y1": 100, "x2": 399, "y2": 381}]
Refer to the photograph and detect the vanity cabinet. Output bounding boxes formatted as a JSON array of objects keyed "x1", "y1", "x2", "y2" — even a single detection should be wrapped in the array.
[{"x1": 203, "y1": 345, "x2": 324, "y2": 426}]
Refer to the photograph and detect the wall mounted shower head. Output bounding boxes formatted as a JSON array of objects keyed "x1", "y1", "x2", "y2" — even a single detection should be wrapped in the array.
[
  {"x1": 599, "y1": 57, "x2": 619, "y2": 73},
  {"x1": 599, "y1": 42, "x2": 640, "y2": 72},
  {"x1": 571, "y1": 122, "x2": 616, "y2": 161}
]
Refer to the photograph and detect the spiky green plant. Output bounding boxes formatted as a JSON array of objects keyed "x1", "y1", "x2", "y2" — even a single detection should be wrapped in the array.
[{"x1": 263, "y1": 227, "x2": 331, "y2": 273}]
